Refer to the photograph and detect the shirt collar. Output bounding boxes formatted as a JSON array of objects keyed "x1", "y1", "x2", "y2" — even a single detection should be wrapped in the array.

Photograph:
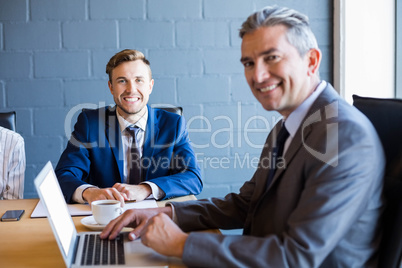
[
  {"x1": 284, "y1": 80, "x2": 326, "y2": 138},
  {"x1": 116, "y1": 106, "x2": 148, "y2": 133}
]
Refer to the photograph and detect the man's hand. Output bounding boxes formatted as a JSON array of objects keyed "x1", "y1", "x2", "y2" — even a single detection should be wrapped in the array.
[
  {"x1": 82, "y1": 187, "x2": 126, "y2": 206},
  {"x1": 100, "y1": 206, "x2": 172, "y2": 240},
  {"x1": 140, "y1": 213, "x2": 188, "y2": 258},
  {"x1": 112, "y1": 183, "x2": 152, "y2": 202},
  {"x1": 100, "y1": 206, "x2": 186, "y2": 258}
]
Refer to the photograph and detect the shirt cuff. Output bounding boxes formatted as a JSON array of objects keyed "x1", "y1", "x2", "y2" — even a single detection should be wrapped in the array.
[
  {"x1": 165, "y1": 202, "x2": 178, "y2": 223},
  {"x1": 141, "y1": 181, "x2": 165, "y2": 200},
  {"x1": 73, "y1": 184, "x2": 97, "y2": 204}
]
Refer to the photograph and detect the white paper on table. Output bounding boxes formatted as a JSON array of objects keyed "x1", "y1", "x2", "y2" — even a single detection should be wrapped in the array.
[{"x1": 30, "y1": 199, "x2": 158, "y2": 218}]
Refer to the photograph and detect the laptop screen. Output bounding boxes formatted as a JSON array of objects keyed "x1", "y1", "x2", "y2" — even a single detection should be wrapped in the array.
[{"x1": 36, "y1": 162, "x2": 76, "y2": 259}]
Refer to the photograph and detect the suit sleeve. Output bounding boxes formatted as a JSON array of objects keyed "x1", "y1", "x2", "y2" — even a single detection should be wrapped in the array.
[
  {"x1": 55, "y1": 111, "x2": 92, "y2": 203},
  {"x1": 172, "y1": 175, "x2": 256, "y2": 231},
  {"x1": 149, "y1": 115, "x2": 203, "y2": 199},
  {"x1": 174, "y1": 119, "x2": 385, "y2": 267}
]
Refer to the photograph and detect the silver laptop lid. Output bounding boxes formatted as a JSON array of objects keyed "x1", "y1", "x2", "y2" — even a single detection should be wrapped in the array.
[{"x1": 34, "y1": 161, "x2": 77, "y2": 268}]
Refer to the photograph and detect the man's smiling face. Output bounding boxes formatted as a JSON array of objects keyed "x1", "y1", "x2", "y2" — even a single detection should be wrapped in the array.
[
  {"x1": 241, "y1": 25, "x2": 316, "y2": 118},
  {"x1": 108, "y1": 60, "x2": 154, "y2": 122}
]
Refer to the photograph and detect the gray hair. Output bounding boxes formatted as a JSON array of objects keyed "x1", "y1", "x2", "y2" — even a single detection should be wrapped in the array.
[{"x1": 239, "y1": 6, "x2": 318, "y2": 57}]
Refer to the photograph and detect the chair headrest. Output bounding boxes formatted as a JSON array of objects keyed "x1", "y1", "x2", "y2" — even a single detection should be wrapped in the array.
[{"x1": 0, "y1": 111, "x2": 16, "y2": 132}]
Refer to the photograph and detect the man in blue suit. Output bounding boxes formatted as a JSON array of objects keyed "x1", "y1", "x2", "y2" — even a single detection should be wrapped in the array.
[{"x1": 56, "y1": 49, "x2": 202, "y2": 205}]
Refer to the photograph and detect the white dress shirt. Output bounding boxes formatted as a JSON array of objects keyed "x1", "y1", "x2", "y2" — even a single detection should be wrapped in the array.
[
  {"x1": 283, "y1": 80, "x2": 327, "y2": 154},
  {"x1": 0, "y1": 126, "x2": 25, "y2": 200}
]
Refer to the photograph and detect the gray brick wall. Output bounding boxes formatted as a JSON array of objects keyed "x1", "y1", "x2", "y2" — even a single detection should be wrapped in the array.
[{"x1": 0, "y1": 0, "x2": 333, "y2": 199}]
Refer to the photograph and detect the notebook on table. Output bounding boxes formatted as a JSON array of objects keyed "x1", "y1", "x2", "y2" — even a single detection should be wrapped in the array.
[{"x1": 34, "y1": 161, "x2": 169, "y2": 268}]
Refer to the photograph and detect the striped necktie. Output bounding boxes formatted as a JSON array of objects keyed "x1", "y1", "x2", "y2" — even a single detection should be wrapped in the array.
[{"x1": 126, "y1": 126, "x2": 142, "y2": 185}]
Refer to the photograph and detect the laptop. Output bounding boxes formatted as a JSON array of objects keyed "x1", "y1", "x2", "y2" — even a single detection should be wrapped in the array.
[{"x1": 34, "y1": 161, "x2": 170, "y2": 268}]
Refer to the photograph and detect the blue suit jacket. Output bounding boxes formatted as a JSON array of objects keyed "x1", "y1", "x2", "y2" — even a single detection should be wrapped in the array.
[{"x1": 55, "y1": 105, "x2": 202, "y2": 203}]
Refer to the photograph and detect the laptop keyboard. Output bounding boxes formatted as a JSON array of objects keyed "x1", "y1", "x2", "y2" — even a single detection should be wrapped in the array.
[{"x1": 80, "y1": 233, "x2": 125, "y2": 265}]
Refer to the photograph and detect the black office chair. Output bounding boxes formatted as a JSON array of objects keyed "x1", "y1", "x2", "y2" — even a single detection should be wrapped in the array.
[
  {"x1": 152, "y1": 105, "x2": 183, "y2": 116},
  {"x1": 0, "y1": 111, "x2": 17, "y2": 131},
  {"x1": 353, "y1": 95, "x2": 402, "y2": 268}
]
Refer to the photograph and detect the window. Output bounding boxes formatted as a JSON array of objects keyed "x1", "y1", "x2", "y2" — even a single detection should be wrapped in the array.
[{"x1": 334, "y1": 0, "x2": 396, "y2": 103}]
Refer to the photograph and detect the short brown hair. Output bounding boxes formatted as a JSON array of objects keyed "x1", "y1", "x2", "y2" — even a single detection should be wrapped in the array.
[{"x1": 106, "y1": 49, "x2": 152, "y2": 82}]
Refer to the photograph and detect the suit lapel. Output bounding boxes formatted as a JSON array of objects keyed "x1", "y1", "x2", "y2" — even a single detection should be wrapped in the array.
[
  {"x1": 249, "y1": 84, "x2": 342, "y2": 231},
  {"x1": 264, "y1": 84, "x2": 337, "y2": 192},
  {"x1": 142, "y1": 106, "x2": 160, "y2": 180},
  {"x1": 250, "y1": 122, "x2": 308, "y2": 201},
  {"x1": 105, "y1": 106, "x2": 124, "y2": 182},
  {"x1": 267, "y1": 124, "x2": 313, "y2": 190},
  {"x1": 252, "y1": 127, "x2": 277, "y2": 199}
]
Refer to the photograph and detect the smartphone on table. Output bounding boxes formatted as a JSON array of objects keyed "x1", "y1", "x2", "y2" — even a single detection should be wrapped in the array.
[{"x1": 1, "y1": 209, "x2": 25, "y2": 221}]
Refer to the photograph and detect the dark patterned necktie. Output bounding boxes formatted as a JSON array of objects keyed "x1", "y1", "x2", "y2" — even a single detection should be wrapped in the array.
[
  {"x1": 126, "y1": 126, "x2": 142, "y2": 185},
  {"x1": 266, "y1": 124, "x2": 290, "y2": 188}
]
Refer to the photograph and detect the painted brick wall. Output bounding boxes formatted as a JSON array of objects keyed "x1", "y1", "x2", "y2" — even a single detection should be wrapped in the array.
[{"x1": 0, "y1": 0, "x2": 333, "y2": 199}]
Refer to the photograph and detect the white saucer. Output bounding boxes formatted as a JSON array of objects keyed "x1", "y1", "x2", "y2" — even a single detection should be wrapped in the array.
[{"x1": 81, "y1": 216, "x2": 106, "y2": 231}]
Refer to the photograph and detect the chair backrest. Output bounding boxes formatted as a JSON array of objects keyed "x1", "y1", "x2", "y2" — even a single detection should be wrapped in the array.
[
  {"x1": 152, "y1": 105, "x2": 183, "y2": 116},
  {"x1": 0, "y1": 111, "x2": 16, "y2": 131},
  {"x1": 352, "y1": 95, "x2": 402, "y2": 268}
]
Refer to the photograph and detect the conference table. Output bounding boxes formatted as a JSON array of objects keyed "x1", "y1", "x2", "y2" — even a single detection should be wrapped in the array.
[{"x1": 0, "y1": 195, "x2": 206, "y2": 268}]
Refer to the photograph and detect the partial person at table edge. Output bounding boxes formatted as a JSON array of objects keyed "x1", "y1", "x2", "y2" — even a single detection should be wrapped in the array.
[{"x1": 0, "y1": 126, "x2": 25, "y2": 200}]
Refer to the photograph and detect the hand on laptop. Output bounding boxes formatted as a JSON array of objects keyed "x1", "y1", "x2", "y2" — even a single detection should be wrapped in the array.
[
  {"x1": 140, "y1": 213, "x2": 188, "y2": 258},
  {"x1": 100, "y1": 207, "x2": 169, "y2": 240},
  {"x1": 112, "y1": 183, "x2": 152, "y2": 202},
  {"x1": 100, "y1": 206, "x2": 186, "y2": 258}
]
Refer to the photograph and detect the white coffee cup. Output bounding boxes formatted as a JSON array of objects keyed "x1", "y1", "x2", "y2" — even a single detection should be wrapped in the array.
[{"x1": 91, "y1": 200, "x2": 124, "y2": 225}]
